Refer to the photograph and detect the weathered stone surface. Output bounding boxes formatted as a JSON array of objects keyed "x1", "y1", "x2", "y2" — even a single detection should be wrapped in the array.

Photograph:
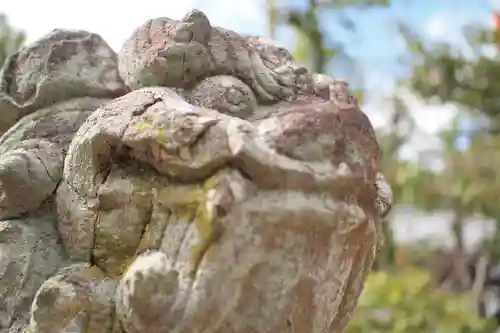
[
  {"x1": 29, "y1": 263, "x2": 117, "y2": 333},
  {"x1": 0, "y1": 29, "x2": 122, "y2": 333},
  {"x1": 188, "y1": 75, "x2": 257, "y2": 119},
  {"x1": 0, "y1": 97, "x2": 110, "y2": 155},
  {"x1": 0, "y1": 8, "x2": 393, "y2": 333},
  {"x1": 0, "y1": 29, "x2": 128, "y2": 135},
  {"x1": 118, "y1": 10, "x2": 306, "y2": 104},
  {"x1": 0, "y1": 206, "x2": 66, "y2": 333},
  {"x1": 0, "y1": 98, "x2": 110, "y2": 220}
]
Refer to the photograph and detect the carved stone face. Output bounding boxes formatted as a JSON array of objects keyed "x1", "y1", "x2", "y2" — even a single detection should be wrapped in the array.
[
  {"x1": 149, "y1": 9, "x2": 215, "y2": 87},
  {"x1": 123, "y1": 18, "x2": 214, "y2": 89},
  {"x1": 0, "y1": 9, "x2": 392, "y2": 333},
  {"x1": 118, "y1": 13, "x2": 215, "y2": 90},
  {"x1": 52, "y1": 87, "x2": 391, "y2": 333},
  {"x1": 150, "y1": 40, "x2": 213, "y2": 87}
]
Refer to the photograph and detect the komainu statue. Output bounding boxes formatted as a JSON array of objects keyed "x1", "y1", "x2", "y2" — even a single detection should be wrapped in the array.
[{"x1": 0, "y1": 9, "x2": 392, "y2": 333}]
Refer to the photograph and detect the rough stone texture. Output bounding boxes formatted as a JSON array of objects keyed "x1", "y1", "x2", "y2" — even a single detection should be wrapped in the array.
[
  {"x1": 0, "y1": 205, "x2": 66, "y2": 333},
  {"x1": 0, "y1": 8, "x2": 393, "y2": 333},
  {"x1": 118, "y1": 10, "x2": 306, "y2": 104},
  {"x1": 0, "y1": 29, "x2": 128, "y2": 135}
]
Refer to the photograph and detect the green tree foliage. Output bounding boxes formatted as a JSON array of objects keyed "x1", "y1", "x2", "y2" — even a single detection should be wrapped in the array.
[
  {"x1": 0, "y1": 13, "x2": 25, "y2": 68},
  {"x1": 373, "y1": 22, "x2": 500, "y2": 302},
  {"x1": 396, "y1": 22, "x2": 500, "y2": 245},
  {"x1": 400, "y1": 22, "x2": 500, "y2": 130},
  {"x1": 346, "y1": 267, "x2": 495, "y2": 333}
]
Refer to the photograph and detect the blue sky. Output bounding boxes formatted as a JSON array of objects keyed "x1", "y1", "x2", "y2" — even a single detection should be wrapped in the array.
[{"x1": 314, "y1": 0, "x2": 492, "y2": 91}]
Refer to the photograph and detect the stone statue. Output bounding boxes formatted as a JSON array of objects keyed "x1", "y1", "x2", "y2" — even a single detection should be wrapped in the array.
[{"x1": 0, "y1": 9, "x2": 392, "y2": 333}]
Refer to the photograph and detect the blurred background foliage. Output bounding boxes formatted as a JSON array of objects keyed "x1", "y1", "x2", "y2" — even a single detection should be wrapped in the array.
[
  {"x1": 346, "y1": 267, "x2": 496, "y2": 333},
  {"x1": 265, "y1": 0, "x2": 500, "y2": 331},
  {"x1": 2, "y1": 0, "x2": 500, "y2": 331}
]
